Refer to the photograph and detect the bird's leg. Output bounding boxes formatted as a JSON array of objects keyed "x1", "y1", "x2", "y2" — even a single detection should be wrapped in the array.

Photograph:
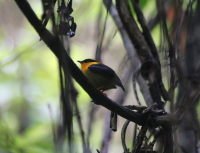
[
  {"x1": 97, "y1": 86, "x2": 104, "y2": 90},
  {"x1": 91, "y1": 89, "x2": 107, "y2": 103},
  {"x1": 96, "y1": 86, "x2": 107, "y2": 97},
  {"x1": 100, "y1": 90, "x2": 107, "y2": 97}
]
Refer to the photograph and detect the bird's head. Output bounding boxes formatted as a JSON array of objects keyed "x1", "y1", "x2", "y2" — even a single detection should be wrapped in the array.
[
  {"x1": 78, "y1": 59, "x2": 100, "y2": 72},
  {"x1": 78, "y1": 59, "x2": 98, "y2": 64}
]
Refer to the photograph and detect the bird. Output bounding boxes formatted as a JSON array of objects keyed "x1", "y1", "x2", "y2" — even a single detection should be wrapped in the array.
[{"x1": 78, "y1": 59, "x2": 125, "y2": 92}]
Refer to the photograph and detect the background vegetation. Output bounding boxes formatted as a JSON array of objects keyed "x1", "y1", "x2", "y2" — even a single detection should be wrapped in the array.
[{"x1": 0, "y1": 0, "x2": 199, "y2": 153}]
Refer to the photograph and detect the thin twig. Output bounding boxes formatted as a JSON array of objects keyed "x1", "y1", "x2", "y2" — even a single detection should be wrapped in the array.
[
  {"x1": 132, "y1": 124, "x2": 137, "y2": 151},
  {"x1": 86, "y1": 104, "x2": 97, "y2": 146},
  {"x1": 96, "y1": 5, "x2": 109, "y2": 62},
  {"x1": 121, "y1": 120, "x2": 131, "y2": 153},
  {"x1": 95, "y1": 4, "x2": 103, "y2": 62},
  {"x1": 74, "y1": 100, "x2": 88, "y2": 152},
  {"x1": 132, "y1": 124, "x2": 148, "y2": 153},
  {"x1": 132, "y1": 70, "x2": 141, "y2": 106}
]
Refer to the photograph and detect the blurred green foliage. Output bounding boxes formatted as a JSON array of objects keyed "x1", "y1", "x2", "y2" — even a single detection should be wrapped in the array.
[{"x1": 1, "y1": 0, "x2": 194, "y2": 153}]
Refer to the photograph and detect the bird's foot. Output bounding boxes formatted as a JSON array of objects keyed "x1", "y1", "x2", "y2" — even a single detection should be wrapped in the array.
[
  {"x1": 91, "y1": 90, "x2": 107, "y2": 102},
  {"x1": 91, "y1": 89, "x2": 108, "y2": 102},
  {"x1": 100, "y1": 90, "x2": 107, "y2": 97}
]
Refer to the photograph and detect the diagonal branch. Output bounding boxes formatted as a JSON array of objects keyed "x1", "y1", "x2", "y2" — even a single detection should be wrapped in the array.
[
  {"x1": 14, "y1": 0, "x2": 147, "y2": 126},
  {"x1": 14, "y1": 0, "x2": 179, "y2": 128}
]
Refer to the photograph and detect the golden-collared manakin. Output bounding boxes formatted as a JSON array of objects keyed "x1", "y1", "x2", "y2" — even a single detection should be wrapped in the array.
[{"x1": 78, "y1": 59, "x2": 125, "y2": 92}]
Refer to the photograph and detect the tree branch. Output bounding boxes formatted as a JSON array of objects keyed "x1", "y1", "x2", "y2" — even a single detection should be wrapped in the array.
[
  {"x1": 116, "y1": 0, "x2": 153, "y2": 63},
  {"x1": 14, "y1": 0, "x2": 179, "y2": 128},
  {"x1": 14, "y1": 0, "x2": 147, "y2": 126},
  {"x1": 103, "y1": 0, "x2": 153, "y2": 106},
  {"x1": 132, "y1": 0, "x2": 169, "y2": 101},
  {"x1": 132, "y1": 124, "x2": 148, "y2": 153}
]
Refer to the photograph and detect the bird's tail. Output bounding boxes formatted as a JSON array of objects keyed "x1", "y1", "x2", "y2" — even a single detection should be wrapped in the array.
[
  {"x1": 118, "y1": 81, "x2": 125, "y2": 92},
  {"x1": 114, "y1": 76, "x2": 125, "y2": 92}
]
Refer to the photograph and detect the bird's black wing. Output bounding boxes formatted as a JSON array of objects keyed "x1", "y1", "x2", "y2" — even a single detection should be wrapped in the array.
[{"x1": 88, "y1": 64, "x2": 115, "y2": 79}]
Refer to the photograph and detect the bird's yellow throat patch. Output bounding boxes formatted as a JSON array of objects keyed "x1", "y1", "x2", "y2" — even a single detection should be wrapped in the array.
[{"x1": 81, "y1": 62, "x2": 100, "y2": 73}]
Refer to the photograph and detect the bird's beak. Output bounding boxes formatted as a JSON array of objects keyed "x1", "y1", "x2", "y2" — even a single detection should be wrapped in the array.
[{"x1": 77, "y1": 60, "x2": 82, "y2": 63}]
